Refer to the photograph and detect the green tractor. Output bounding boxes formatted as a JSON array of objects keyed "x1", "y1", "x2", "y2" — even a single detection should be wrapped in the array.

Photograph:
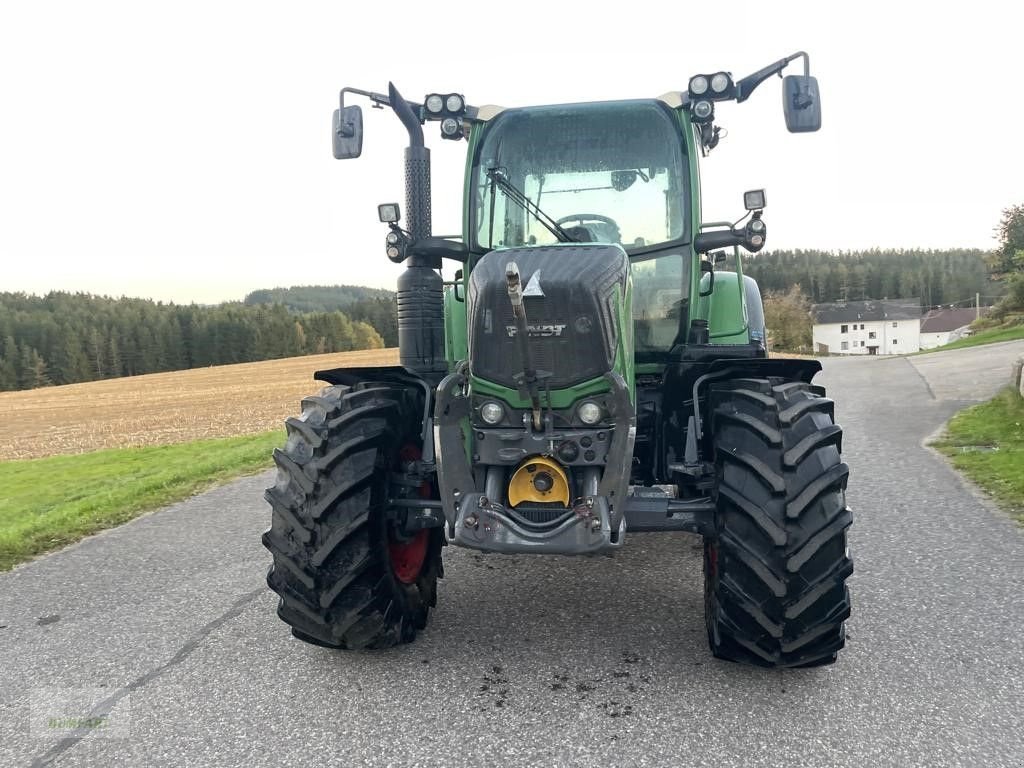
[{"x1": 263, "y1": 52, "x2": 852, "y2": 667}]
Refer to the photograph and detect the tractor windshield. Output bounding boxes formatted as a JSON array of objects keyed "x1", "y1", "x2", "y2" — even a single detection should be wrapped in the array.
[{"x1": 471, "y1": 101, "x2": 688, "y2": 253}]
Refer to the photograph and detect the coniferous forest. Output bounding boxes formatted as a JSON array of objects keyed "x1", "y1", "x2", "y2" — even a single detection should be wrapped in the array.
[
  {"x1": 743, "y1": 248, "x2": 998, "y2": 306},
  {"x1": 1, "y1": 249, "x2": 1002, "y2": 392},
  {"x1": 0, "y1": 291, "x2": 389, "y2": 392}
]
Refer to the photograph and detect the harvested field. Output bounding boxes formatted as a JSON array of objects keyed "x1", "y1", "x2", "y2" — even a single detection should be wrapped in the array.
[{"x1": 0, "y1": 348, "x2": 398, "y2": 460}]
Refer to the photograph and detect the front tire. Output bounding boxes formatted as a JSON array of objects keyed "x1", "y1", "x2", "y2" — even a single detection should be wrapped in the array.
[
  {"x1": 262, "y1": 383, "x2": 442, "y2": 649},
  {"x1": 705, "y1": 378, "x2": 853, "y2": 668}
]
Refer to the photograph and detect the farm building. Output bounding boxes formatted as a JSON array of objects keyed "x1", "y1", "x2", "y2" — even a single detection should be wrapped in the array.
[
  {"x1": 919, "y1": 307, "x2": 988, "y2": 349},
  {"x1": 811, "y1": 299, "x2": 922, "y2": 355}
]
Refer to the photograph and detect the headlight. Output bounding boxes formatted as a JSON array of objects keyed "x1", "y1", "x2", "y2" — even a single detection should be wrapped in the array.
[
  {"x1": 710, "y1": 72, "x2": 731, "y2": 94},
  {"x1": 425, "y1": 94, "x2": 444, "y2": 114},
  {"x1": 689, "y1": 75, "x2": 709, "y2": 95},
  {"x1": 577, "y1": 402, "x2": 602, "y2": 425},
  {"x1": 750, "y1": 219, "x2": 765, "y2": 233},
  {"x1": 445, "y1": 93, "x2": 464, "y2": 113},
  {"x1": 440, "y1": 117, "x2": 461, "y2": 137},
  {"x1": 480, "y1": 401, "x2": 504, "y2": 425}
]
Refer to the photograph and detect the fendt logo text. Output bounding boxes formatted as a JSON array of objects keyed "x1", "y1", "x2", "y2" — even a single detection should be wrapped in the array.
[{"x1": 506, "y1": 324, "x2": 566, "y2": 338}]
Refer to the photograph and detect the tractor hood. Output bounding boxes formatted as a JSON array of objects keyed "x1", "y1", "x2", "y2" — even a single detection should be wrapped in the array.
[{"x1": 467, "y1": 244, "x2": 630, "y2": 391}]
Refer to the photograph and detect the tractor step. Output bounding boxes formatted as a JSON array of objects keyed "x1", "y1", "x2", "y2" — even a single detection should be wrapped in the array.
[{"x1": 621, "y1": 493, "x2": 716, "y2": 535}]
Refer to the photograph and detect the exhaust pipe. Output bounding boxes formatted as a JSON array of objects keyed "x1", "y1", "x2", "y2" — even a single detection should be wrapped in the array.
[{"x1": 388, "y1": 82, "x2": 445, "y2": 377}]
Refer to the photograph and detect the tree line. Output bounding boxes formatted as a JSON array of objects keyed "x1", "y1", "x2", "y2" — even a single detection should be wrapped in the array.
[
  {"x1": 0, "y1": 292, "x2": 385, "y2": 392},
  {"x1": 744, "y1": 248, "x2": 999, "y2": 307}
]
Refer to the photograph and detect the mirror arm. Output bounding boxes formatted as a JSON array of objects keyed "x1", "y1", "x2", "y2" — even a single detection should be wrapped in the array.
[
  {"x1": 694, "y1": 229, "x2": 744, "y2": 253},
  {"x1": 337, "y1": 86, "x2": 423, "y2": 136},
  {"x1": 735, "y1": 51, "x2": 809, "y2": 103}
]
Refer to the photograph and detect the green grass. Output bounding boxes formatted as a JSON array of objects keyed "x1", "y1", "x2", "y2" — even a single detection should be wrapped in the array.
[
  {"x1": 914, "y1": 323, "x2": 1024, "y2": 354},
  {"x1": 933, "y1": 389, "x2": 1024, "y2": 523},
  {"x1": 0, "y1": 431, "x2": 281, "y2": 571}
]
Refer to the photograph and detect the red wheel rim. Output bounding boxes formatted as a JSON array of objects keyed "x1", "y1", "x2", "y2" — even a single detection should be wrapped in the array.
[
  {"x1": 389, "y1": 443, "x2": 432, "y2": 583},
  {"x1": 388, "y1": 529, "x2": 429, "y2": 584}
]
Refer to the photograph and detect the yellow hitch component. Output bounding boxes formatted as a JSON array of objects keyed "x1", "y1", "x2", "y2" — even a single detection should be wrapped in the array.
[{"x1": 507, "y1": 456, "x2": 570, "y2": 508}]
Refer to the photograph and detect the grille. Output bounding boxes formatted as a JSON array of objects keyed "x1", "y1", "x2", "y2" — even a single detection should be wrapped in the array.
[{"x1": 506, "y1": 505, "x2": 573, "y2": 529}]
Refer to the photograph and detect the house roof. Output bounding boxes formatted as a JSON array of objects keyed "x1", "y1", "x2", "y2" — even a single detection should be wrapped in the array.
[
  {"x1": 812, "y1": 299, "x2": 921, "y2": 324},
  {"x1": 920, "y1": 307, "x2": 989, "y2": 333}
]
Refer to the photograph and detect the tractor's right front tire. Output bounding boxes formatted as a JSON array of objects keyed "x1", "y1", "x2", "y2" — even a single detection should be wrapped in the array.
[
  {"x1": 262, "y1": 383, "x2": 442, "y2": 650},
  {"x1": 705, "y1": 378, "x2": 853, "y2": 668}
]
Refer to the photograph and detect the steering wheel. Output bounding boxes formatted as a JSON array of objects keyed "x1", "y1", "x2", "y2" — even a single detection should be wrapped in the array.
[
  {"x1": 555, "y1": 213, "x2": 621, "y2": 244},
  {"x1": 555, "y1": 213, "x2": 619, "y2": 229}
]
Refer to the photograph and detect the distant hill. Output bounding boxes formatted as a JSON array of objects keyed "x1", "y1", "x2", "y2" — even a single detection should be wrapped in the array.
[
  {"x1": 244, "y1": 285, "x2": 394, "y2": 313},
  {"x1": 244, "y1": 285, "x2": 398, "y2": 347}
]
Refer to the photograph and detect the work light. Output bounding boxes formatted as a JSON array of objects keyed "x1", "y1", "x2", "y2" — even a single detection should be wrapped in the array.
[
  {"x1": 689, "y1": 75, "x2": 709, "y2": 95},
  {"x1": 425, "y1": 94, "x2": 444, "y2": 114},
  {"x1": 440, "y1": 117, "x2": 463, "y2": 140},
  {"x1": 743, "y1": 189, "x2": 766, "y2": 210},
  {"x1": 693, "y1": 100, "x2": 714, "y2": 121}
]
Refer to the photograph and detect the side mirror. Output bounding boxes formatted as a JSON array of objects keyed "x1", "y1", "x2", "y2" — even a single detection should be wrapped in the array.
[
  {"x1": 332, "y1": 105, "x2": 364, "y2": 159},
  {"x1": 783, "y1": 75, "x2": 821, "y2": 133}
]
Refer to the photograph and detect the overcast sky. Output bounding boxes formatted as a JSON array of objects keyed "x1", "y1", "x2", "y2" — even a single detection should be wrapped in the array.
[{"x1": 1, "y1": 1, "x2": 1021, "y2": 304}]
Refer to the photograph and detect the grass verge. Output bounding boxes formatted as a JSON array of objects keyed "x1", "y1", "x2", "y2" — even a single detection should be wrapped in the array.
[
  {"x1": 0, "y1": 430, "x2": 281, "y2": 571},
  {"x1": 914, "y1": 323, "x2": 1024, "y2": 354},
  {"x1": 932, "y1": 388, "x2": 1024, "y2": 523}
]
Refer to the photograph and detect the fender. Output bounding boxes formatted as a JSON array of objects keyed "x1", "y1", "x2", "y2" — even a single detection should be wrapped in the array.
[{"x1": 314, "y1": 365, "x2": 437, "y2": 463}]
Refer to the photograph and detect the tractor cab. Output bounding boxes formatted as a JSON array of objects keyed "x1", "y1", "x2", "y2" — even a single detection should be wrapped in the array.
[{"x1": 467, "y1": 99, "x2": 692, "y2": 363}]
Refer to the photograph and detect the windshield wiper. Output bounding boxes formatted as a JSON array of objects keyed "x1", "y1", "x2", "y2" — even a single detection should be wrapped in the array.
[{"x1": 485, "y1": 167, "x2": 576, "y2": 246}]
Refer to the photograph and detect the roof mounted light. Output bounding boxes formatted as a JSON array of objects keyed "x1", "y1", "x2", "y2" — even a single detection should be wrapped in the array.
[
  {"x1": 425, "y1": 94, "x2": 443, "y2": 114},
  {"x1": 710, "y1": 72, "x2": 732, "y2": 94},
  {"x1": 445, "y1": 93, "x2": 465, "y2": 113},
  {"x1": 689, "y1": 75, "x2": 709, "y2": 96}
]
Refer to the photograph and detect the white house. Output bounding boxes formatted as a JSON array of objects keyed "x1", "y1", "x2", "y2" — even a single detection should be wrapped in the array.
[
  {"x1": 812, "y1": 299, "x2": 921, "y2": 355},
  {"x1": 919, "y1": 307, "x2": 987, "y2": 349}
]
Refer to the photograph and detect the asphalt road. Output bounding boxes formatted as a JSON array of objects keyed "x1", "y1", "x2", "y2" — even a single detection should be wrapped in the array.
[{"x1": 2, "y1": 341, "x2": 1023, "y2": 768}]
